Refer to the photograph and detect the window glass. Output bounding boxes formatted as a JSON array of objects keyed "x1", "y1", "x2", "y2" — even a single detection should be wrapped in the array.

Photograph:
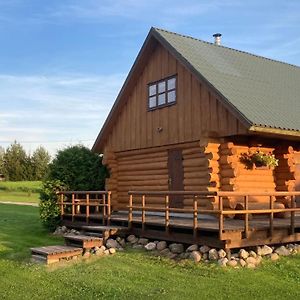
[
  {"x1": 149, "y1": 84, "x2": 156, "y2": 96},
  {"x1": 167, "y1": 78, "x2": 176, "y2": 90},
  {"x1": 158, "y1": 81, "x2": 166, "y2": 93},
  {"x1": 149, "y1": 96, "x2": 156, "y2": 108},
  {"x1": 167, "y1": 90, "x2": 176, "y2": 103},
  {"x1": 158, "y1": 93, "x2": 166, "y2": 105}
]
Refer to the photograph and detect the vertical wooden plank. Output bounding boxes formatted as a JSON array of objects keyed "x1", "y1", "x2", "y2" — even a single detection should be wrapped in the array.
[
  {"x1": 218, "y1": 196, "x2": 223, "y2": 239},
  {"x1": 177, "y1": 63, "x2": 185, "y2": 142},
  {"x1": 269, "y1": 196, "x2": 274, "y2": 237},
  {"x1": 209, "y1": 93, "x2": 218, "y2": 132},
  {"x1": 191, "y1": 76, "x2": 201, "y2": 140},
  {"x1": 165, "y1": 195, "x2": 170, "y2": 233},
  {"x1": 102, "y1": 194, "x2": 106, "y2": 225},
  {"x1": 60, "y1": 193, "x2": 64, "y2": 220},
  {"x1": 200, "y1": 84, "x2": 209, "y2": 132},
  {"x1": 183, "y1": 69, "x2": 192, "y2": 141},
  {"x1": 142, "y1": 195, "x2": 146, "y2": 231}
]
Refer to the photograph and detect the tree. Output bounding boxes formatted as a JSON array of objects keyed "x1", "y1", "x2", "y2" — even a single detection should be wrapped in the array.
[
  {"x1": 3, "y1": 141, "x2": 28, "y2": 181},
  {"x1": 0, "y1": 146, "x2": 5, "y2": 175},
  {"x1": 31, "y1": 146, "x2": 51, "y2": 180},
  {"x1": 47, "y1": 145, "x2": 108, "y2": 190}
]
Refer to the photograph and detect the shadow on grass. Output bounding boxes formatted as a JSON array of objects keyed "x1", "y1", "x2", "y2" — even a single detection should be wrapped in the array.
[{"x1": 0, "y1": 203, "x2": 63, "y2": 261}]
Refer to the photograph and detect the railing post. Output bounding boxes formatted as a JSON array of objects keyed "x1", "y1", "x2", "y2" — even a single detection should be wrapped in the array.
[
  {"x1": 291, "y1": 195, "x2": 295, "y2": 235},
  {"x1": 86, "y1": 193, "x2": 90, "y2": 224},
  {"x1": 128, "y1": 194, "x2": 133, "y2": 229},
  {"x1": 102, "y1": 194, "x2": 106, "y2": 225},
  {"x1": 165, "y1": 195, "x2": 170, "y2": 233},
  {"x1": 107, "y1": 192, "x2": 111, "y2": 226},
  {"x1": 218, "y1": 196, "x2": 223, "y2": 240},
  {"x1": 244, "y1": 195, "x2": 249, "y2": 238},
  {"x1": 60, "y1": 193, "x2": 64, "y2": 220},
  {"x1": 269, "y1": 195, "x2": 274, "y2": 237},
  {"x1": 142, "y1": 195, "x2": 146, "y2": 232},
  {"x1": 193, "y1": 195, "x2": 198, "y2": 239},
  {"x1": 71, "y1": 193, "x2": 75, "y2": 222}
]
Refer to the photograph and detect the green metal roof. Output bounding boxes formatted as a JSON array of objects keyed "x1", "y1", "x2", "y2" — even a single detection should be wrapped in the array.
[{"x1": 154, "y1": 28, "x2": 300, "y2": 132}]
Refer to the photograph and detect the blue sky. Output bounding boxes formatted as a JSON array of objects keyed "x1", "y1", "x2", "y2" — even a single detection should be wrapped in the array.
[{"x1": 0, "y1": 0, "x2": 299, "y2": 155}]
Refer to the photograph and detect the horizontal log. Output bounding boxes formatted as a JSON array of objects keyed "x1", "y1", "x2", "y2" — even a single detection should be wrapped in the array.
[
  {"x1": 118, "y1": 156, "x2": 166, "y2": 166},
  {"x1": 117, "y1": 152, "x2": 167, "y2": 163},
  {"x1": 118, "y1": 162, "x2": 167, "y2": 172},
  {"x1": 182, "y1": 147, "x2": 203, "y2": 155},
  {"x1": 118, "y1": 169, "x2": 168, "y2": 177},
  {"x1": 219, "y1": 155, "x2": 238, "y2": 165},
  {"x1": 234, "y1": 181, "x2": 276, "y2": 189},
  {"x1": 118, "y1": 179, "x2": 168, "y2": 186},
  {"x1": 118, "y1": 174, "x2": 168, "y2": 181},
  {"x1": 220, "y1": 142, "x2": 234, "y2": 150},
  {"x1": 219, "y1": 148, "x2": 238, "y2": 156},
  {"x1": 220, "y1": 169, "x2": 238, "y2": 178},
  {"x1": 184, "y1": 172, "x2": 219, "y2": 182},
  {"x1": 275, "y1": 172, "x2": 295, "y2": 180}
]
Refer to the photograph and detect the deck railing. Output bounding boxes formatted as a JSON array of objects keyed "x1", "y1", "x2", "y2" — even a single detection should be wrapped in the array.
[
  {"x1": 57, "y1": 191, "x2": 111, "y2": 225},
  {"x1": 128, "y1": 191, "x2": 300, "y2": 240}
]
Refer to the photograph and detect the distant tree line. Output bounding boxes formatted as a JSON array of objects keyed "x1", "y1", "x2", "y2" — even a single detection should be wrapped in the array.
[{"x1": 0, "y1": 141, "x2": 51, "y2": 181}]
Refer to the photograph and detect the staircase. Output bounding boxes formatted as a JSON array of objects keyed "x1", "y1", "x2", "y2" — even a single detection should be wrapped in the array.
[{"x1": 31, "y1": 225, "x2": 128, "y2": 264}]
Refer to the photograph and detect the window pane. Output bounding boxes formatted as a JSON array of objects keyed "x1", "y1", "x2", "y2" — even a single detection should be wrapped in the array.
[
  {"x1": 149, "y1": 96, "x2": 156, "y2": 108},
  {"x1": 167, "y1": 90, "x2": 176, "y2": 103},
  {"x1": 158, "y1": 93, "x2": 166, "y2": 105},
  {"x1": 167, "y1": 77, "x2": 176, "y2": 90},
  {"x1": 158, "y1": 81, "x2": 166, "y2": 93},
  {"x1": 149, "y1": 84, "x2": 156, "y2": 96}
]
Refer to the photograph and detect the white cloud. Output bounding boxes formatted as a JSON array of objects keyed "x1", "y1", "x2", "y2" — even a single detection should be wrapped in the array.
[{"x1": 0, "y1": 72, "x2": 125, "y2": 155}]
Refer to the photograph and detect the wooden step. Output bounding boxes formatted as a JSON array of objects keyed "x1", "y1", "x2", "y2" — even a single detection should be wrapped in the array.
[
  {"x1": 80, "y1": 225, "x2": 129, "y2": 241},
  {"x1": 31, "y1": 245, "x2": 82, "y2": 265},
  {"x1": 64, "y1": 235, "x2": 103, "y2": 249}
]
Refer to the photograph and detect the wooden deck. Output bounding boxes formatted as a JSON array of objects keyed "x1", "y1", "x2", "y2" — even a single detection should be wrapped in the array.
[{"x1": 58, "y1": 190, "x2": 300, "y2": 249}]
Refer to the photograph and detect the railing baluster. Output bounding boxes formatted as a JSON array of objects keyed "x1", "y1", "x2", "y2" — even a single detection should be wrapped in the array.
[
  {"x1": 244, "y1": 195, "x2": 249, "y2": 238},
  {"x1": 165, "y1": 195, "x2": 170, "y2": 233},
  {"x1": 60, "y1": 193, "x2": 64, "y2": 220},
  {"x1": 193, "y1": 196, "x2": 198, "y2": 239},
  {"x1": 107, "y1": 192, "x2": 111, "y2": 226},
  {"x1": 291, "y1": 195, "x2": 295, "y2": 235},
  {"x1": 71, "y1": 193, "x2": 75, "y2": 222},
  {"x1": 86, "y1": 193, "x2": 90, "y2": 224},
  {"x1": 102, "y1": 194, "x2": 106, "y2": 225},
  {"x1": 269, "y1": 196, "x2": 274, "y2": 237},
  {"x1": 128, "y1": 194, "x2": 133, "y2": 229},
  {"x1": 142, "y1": 195, "x2": 146, "y2": 232},
  {"x1": 218, "y1": 196, "x2": 223, "y2": 240}
]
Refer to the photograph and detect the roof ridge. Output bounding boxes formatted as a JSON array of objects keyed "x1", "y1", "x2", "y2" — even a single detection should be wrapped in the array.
[{"x1": 153, "y1": 27, "x2": 300, "y2": 70}]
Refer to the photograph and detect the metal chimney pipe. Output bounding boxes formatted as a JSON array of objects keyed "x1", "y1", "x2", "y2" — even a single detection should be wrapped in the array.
[{"x1": 213, "y1": 33, "x2": 222, "y2": 45}]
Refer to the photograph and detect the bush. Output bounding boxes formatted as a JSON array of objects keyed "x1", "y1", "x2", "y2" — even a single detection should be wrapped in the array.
[
  {"x1": 47, "y1": 145, "x2": 108, "y2": 190},
  {"x1": 39, "y1": 180, "x2": 67, "y2": 231}
]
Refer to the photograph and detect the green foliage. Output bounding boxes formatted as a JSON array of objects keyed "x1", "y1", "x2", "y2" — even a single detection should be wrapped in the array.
[
  {"x1": 39, "y1": 180, "x2": 67, "y2": 231},
  {"x1": 2, "y1": 141, "x2": 28, "y2": 181},
  {"x1": 0, "y1": 180, "x2": 42, "y2": 193},
  {"x1": 31, "y1": 146, "x2": 51, "y2": 180},
  {"x1": 47, "y1": 145, "x2": 108, "y2": 191},
  {"x1": 0, "y1": 142, "x2": 50, "y2": 181},
  {"x1": 240, "y1": 150, "x2": 279, "y2": 169}
]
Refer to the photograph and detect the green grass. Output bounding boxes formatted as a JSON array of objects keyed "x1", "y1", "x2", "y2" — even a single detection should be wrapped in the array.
[
  {"x1": 1, "y1": 203, "x2": 300, "y2": 300},
  {"x1": 0, "y1": 181, "x2": 41, "y2": 203}
]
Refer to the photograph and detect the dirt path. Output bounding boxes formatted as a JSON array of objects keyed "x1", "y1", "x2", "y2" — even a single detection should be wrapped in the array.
[{"x1": 0, "y1": 201, "x2": 38, "y2": 207}]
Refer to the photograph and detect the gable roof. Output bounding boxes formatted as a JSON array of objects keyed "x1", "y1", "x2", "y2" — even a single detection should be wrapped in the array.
[{"x1": 93, "y1": 27, "x2": 300, "y2": 152}]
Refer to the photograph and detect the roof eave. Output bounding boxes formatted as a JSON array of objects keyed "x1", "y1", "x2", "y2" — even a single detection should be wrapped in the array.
[{"x1": 249, "y1": 125, "x2": 300, "y2": 140}]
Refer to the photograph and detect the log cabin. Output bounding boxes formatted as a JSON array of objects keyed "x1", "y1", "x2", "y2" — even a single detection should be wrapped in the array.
[{"x1": 60, "y1": 28, "x2": 300, "y2": 248}]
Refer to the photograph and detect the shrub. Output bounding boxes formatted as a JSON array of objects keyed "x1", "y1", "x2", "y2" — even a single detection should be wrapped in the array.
[
  {"x1": 39, "y1": 180, "x2": 67, "y2": 231},
  {"x1": 47, "y1": 145, "x2": 108, "y2": 191}
]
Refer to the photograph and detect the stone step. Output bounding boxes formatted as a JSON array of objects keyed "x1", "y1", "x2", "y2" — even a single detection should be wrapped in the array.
[
  {"x1": 64, "y1": 235, "x2": 103, "y2": 249},
  {"x1": 31, "y1": 245, "x2": 83, "y2": 265}
]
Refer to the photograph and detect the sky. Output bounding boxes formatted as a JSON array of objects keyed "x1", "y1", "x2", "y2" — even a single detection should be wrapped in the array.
[{"x1": 0, "y1": 0, "x2": 299, "y2": 156}]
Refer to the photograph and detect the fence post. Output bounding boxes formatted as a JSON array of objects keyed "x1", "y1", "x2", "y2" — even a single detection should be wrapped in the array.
[
  {"x1": 218, "y1": 196, "x2": 223, "y2": 240},
  {"x1": 291, "y1": 195, "x2": 295, "y2": 235},
  {"x1": 142, "y1": 195, "x2": 146, "y2": 232},
  {"x1": 244, "y1": 195, "x2": 249, "y2": 238},
  {"x1": 269, "y1": 195, "x2": 274, "y2": 237},
  {"x1": 107, "y1": 192, "x2": 111, "y2": 226},
  {"x1": 86, "y1": 193, "x2": 90, "y2": 224},
  {"x1": 71, "y1": 193, "x2": 75, "y2": 222},
  {"x1": 60, "y1": 193, "x2": 64, "y2": 220},
  {"x1": 165, "y1": 195, "x2": 170, "y2": 233},
  {"x1": 128, "y1": 194, "x2": 133, "y2": 229},
  {"x1": 193, "y1": 196, "x2": 198, "y2": 239},
  {"x1": 102, "y1": 194, "x2": 106, "y2": 225}
]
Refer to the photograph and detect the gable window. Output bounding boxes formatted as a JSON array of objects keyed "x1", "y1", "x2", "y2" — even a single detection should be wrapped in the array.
[{"x1": 148, "y1": 75, "x2": 177, "y2": 109}]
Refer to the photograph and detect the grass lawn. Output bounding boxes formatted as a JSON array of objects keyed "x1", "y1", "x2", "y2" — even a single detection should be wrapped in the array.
[
  {"x1": 0, "y1": 181, "x2": 41, "y2": 203},
  {"x1": 1, "y1": 204, "x2": 300, "y2": 300}
]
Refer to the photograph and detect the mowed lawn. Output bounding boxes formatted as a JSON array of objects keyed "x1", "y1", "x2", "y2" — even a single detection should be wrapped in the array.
[
  {"x1": 0, "y1": 181, "x2": 41, "y2": 203},
  {"x1": 1, "y1": 204, "x2": 300, "y2": 300}
]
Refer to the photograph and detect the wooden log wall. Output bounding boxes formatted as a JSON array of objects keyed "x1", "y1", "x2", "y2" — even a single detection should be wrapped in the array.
[
  {"x1": 274, "y1": 146, "x2": 296, "y2": 207},
  {"x1": 102, "y1": 150, "x2": 118, "y2": 207},
  {"x1": 219, "y1": 142, "x2": 276, "y2": 206}
]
